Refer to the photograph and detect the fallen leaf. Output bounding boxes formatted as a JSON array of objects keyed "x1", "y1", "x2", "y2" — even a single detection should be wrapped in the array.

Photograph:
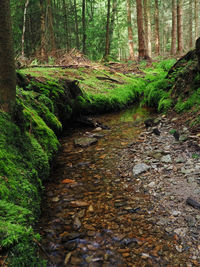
[{"x1": 61, "y1": 179, "x2": 76, "y2": 184}]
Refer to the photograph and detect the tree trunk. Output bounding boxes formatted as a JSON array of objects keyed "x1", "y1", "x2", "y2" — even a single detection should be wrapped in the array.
[
  {"x1": 126, "y1": 0, "x2": 134, "y2": 60},
  {"x1": 63, "y1": 0, "x2": 70, "y2": 51},
  {"x1": 47, "y1": 0, "x2": 56, "y2": 54},
  {"x1": 40, "y1": 0, "x2": 46, "y2": 60},
  {"x1": 74, "y1": 0, "x2": 80, "y2": 50},
  {"x1": 21, "y1": 0, "x2": 30, "y2": 58},
  {"x1": 82, "y1": 0, "x2": 86, "y2": 54},
  {"x1": 136, "y1": 0, "x2": 147, "y2": 59},
  {"x1": 0, "y1": 0, "x2": 16, "y2": 112},
  {"x1": 104, "y1": 0, "x2": 111, "y2": 58},
  {"x1": 189, "y1": 0, "x2": 193, "y2": 49},
  {"x1": 154, "y1": 0, "x2": 160, "y2": 55},
  {"x1": 195, "y1": 0, "x2": 199, "y2": 40},
  {"x1": 177, "y1": 0, "x2": 183, "y2": 54},
  {"x1": 143, "y1": 0, "x2": 152, "y2": 58},
  {"x1": 109, "y1": 0, "x2": 117, "y2": 49},
  {"x1": 171, "y1": 0, "x2": 177, "y2": 55}
]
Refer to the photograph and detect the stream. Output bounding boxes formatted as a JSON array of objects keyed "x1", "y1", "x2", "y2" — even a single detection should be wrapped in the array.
[{"x1": 37, "y1": 106, "x2": 190, "y2": 266}]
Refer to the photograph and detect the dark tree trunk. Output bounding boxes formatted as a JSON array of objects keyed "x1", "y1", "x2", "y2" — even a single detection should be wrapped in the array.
[
  {"x1": 0, "y1": 0, "x2": 16, "y2": 112},
  {"x1": 126, "y1": 0, "x2": 134, "y2": 60},
  {"x1": 63, "y1": 0, "x2": 70, "y2": 51},
  {"x1": 136, "y1": 0, "x2": 148, "y2": 59}
]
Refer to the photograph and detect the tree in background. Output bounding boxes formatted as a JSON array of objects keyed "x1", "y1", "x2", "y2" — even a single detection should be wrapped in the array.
[
  {"x1": 177, "y1": 0, "x2": 183, "y2": 54},
  {"x1": 136, "y1": 0, "x2": 148, "y2": 59},
  {"x1": 0, "y1": 0, "x2": 16, "y2": 112},
  {"x1": 126, "y1": 0, "x2": 134, "y2": 60},
  {"x1": 195, "y1": 0, "x2": 199, "y2": 40},
  {"x1": 144, "y1": 0, "x2": 152, "y2": 58},
  {"x1": 82, "y1": 0, "x2": 86, "y2": 54},
  {"x1": 171, "y1": 0, "x2": 177, "y2": 55},
  {"x1": 154, "y1": 0, "x2": 160, "y2": 56},
  {"x1": 104, "y1": 0, "x2": 111, "y2": 58}
]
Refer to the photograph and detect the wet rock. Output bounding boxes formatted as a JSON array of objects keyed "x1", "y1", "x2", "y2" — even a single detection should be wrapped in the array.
[
  {"x1": 161, "y1": 155, "x2": 172, "y2": 163},
  {"x1": 73, "y1": 216, "x2": 81, "y2": 230},
  {"x1": 172, "y1": 210, "x2": 181, "y2": 216},
  {"x1": 70, "y1": 256, "x2": 84, "y2": 265},
  {"x1": 63, "y1": 241, "x2": 77, "y2": 251},
  {"x1": 74, "y1": 137, "x2": 98, "y2": 147},
  {"x1": 61, "y1": 232, "x2": 83, "y2": 242},
  {"x1": 70, "y1": 200, "x2": 89, "y2": 207},
  {"x1": 185, "y1": 215, "x2": 196, "y2": 227},
  {"x1": 132, "y1": 163, "x2": 150, "y2": 176},
  {"x1": 52, "y1": 196, "x2": 59, "y2": 202}
]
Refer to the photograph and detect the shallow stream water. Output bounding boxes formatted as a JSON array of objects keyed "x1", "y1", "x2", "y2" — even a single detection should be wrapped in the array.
[{"x1": 37, "y1": 106, "x2": 188, "y2": 266}]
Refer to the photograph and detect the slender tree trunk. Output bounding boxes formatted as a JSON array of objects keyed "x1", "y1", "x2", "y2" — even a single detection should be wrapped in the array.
[
  {"x1": 171, "y1": 0, "x2": 177, "y2": 55},
  {"x1": 189, "y1": 0, "x2": 193, "y2": 49},
  {"x1": 126, "y1": 0, "x2": 134, "y2": 60},
  {"x1": 82, "y1": 0, "x2": 86, "y2": 54},
  {"x1": 63, "y1": 0, "x2": 70, "y2": 51},
  {"x1": 177, "y1": 0, "x2": 183, "y2": 54},
  {"x1": 195, "y1": 0, "x2": 199, "y2": 40},
  {"x1": 104, "y1": 0, "x2": 111, "y2": 58},
  {"x1": 0, "y1": 0, "x2": 16, "y2": 112},
  {"x1": 47, "y1": 0, "x2": 56, "y2": 54},
  {"x1": 136, "y1": 0, "x2": 147, "y2": 59},
  {"x1": 143, "y1": 0, "x2": 152, "y2": 58},
  {"x1": 109, "y1": 0, "x2": 117, "y2": 49},
  {"x1": 74, "y1": 0, "x2": 80, "y2": 50},
  {"x1": 40, "y1": 0, "x2": 46, "y2": 60},
  {"x1": 154, "y1": 0, "x2": 160, "y2": 55},
  {"x1": 21, "y1": 0, "x2": 30, "y2": 58}
]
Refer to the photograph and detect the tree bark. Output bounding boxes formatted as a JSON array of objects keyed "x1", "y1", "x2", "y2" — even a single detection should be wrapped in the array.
[
  {"x1": 63, "y1": 0, "x2": 70, "y2": 51},
  {"x1": 104, "y1": 0, "x2": 111, "y2": 58},
  {"x1": 47, "y1": 0, "x2": 56, "y2": 54},
  {"x1": 40, "y1": 0, "x2": 46, "y2": 60},
  {"x1": 177, "y1": 0, "x2": 183, "y2": 54},
  {"x1": 21, "y1": 0, "x2": 30, "y2": 58},
  {"x1": 195, "y1": 0, "x2": 199, "y2": 40},
  {"x1": 0, "y1": 0, "x2": 16, "y2": 112},
  {"x1": 136, "y1": 0, "x2": 147, "y2": 59},
  {"x1": 143, "y1": 0, "x2": 152, "y2": 58},
  {"x1": 154, "y1": 0, "x2": 160, "y2": 55},
  {"x1": 171, "y1": 0, "x2": 177, "y2": 55},
  {"x1": 109, "y1": 0, "x2": 117, "y2": 49},
  {"x1": 74, "y1": 0, "x2": 80, "y2": 50},
  {"x1": 126, "y1": 0, "x2": 134, "y2": 60},
  {"x1": 189, "y1": 0, "x2": 193, "y2": 49},
  {"x1": 82, "y1": 0, "x2": 86, "y2": 54}
]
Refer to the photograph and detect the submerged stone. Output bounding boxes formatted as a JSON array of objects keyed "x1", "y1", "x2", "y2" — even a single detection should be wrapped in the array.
[
  {"x1": 132, "y1": 163, "x2": 150, "y2": 176},
  {"x1": 74, "y1": 137, "x2": 98, "y2": 147}
]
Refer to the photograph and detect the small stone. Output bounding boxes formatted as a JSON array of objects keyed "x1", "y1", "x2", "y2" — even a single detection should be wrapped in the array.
[
  {"x1": 71, "y1": 200, "x2": 89, "y2": 207},
  {"x1": 88, "y1": 205, "x2": 94, "y2": 212},
  {"x1": 93, "y1": 127, "x2": 102, "y2": 131},
  {"x1": 148, "y1": 181, "x2": 155, "y2": 188},
  {"x1": 73, "y1": 216, "x2": 81, "y2": 230},
  {"x1": 175, "y1": 157, "x2": 186, "y2": 163},
  {"x1": 132, "y1": 163, "x2": 150, "y2": 176},
  {"x1": 185, "y1": 215, "x2": 196, "y2": 227},
  {"x1": 161, "y1": 155, "x2": 172, "y2": 163},
  {"x1": 172, "y1": 210, "x2": 181, "y2": 216},
  {"x1": 87, "y1": 231, "x2": 96, "y2": 237},
  {"x1": 187, "y1": 177, "x2": 196, "y2": 183},
  {"x1": 74, "y1": 137, "x2": 98, "y2": 147},
  {"x1": 141, "y1": 253, "x2": 150, "y2": 259},
  {"x1": 179, "y1": 135, "x2": 188, "y2": 142},
  {"x1": 174, "y1": 228, "x2": 187, "y2": 237},
  {"x1": 52, "y1": 196, "x2": 59, "y2": 202},
  {"x1": 71, "y1": 257, "x2": 83, "y2": 265},
  {"x1": 175, "y1": 245, "x2": 182, "y2": 253}
]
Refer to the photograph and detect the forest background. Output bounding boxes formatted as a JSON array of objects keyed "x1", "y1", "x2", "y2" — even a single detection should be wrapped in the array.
[{"x1": 11, "y1": 0, "x2": 200, "y2": 63}]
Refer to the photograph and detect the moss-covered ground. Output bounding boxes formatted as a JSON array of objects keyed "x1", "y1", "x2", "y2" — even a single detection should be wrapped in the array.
[{"x1": 2, "y1": 56, "x2": 199, "y2": 266}]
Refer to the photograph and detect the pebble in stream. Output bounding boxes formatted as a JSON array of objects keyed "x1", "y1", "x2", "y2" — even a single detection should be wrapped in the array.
[{"x1": 37, "y1": 107, "x2": 193, "y2": 266}]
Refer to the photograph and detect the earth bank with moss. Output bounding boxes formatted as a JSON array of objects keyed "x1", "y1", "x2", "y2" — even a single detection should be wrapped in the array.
[{"x1": 1, "y1": 56, "x2": 199, "y2": 266}]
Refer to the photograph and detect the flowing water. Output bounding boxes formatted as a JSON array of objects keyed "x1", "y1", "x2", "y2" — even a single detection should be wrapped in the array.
[{"x1": 37, "y1": 106, "x2": 188, "y2": 267}]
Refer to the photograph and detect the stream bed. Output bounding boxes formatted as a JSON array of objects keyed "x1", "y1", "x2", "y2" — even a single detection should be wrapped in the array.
[{"x1": 37, "y1": 106, "x2": 191, "y2": 266}]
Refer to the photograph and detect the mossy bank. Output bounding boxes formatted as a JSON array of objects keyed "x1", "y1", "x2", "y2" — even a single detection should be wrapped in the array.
[{"x1": 0, "y1": 59, "x2": 179, "y2": 266}]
